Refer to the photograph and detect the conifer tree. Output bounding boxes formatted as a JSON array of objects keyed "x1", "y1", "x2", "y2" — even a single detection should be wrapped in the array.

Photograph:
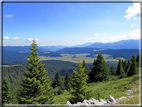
[
  {"x1": 82, "y1": 60, "x2": 90, "y2": 75},
  {"x1": 116, "y1": 59, "x2": 125, "y2": 76},
  {"x1": 17, "y1": 39, "x2": 53, "y2": 104},
  {"x1": 110, "y1": 65, "x2": 116, "y2": 76},
  {"x1": 127, "y1": 54, "x2": 139, "y2": 76},
  {"x1": 52, "y1": 72, "x2": 62, "y2": 89},
  {"x1": 136, "y1": 54, "x2": 139, "y2": 67},
  {"x1": 64, "y1": 71, "x2": 71, "y2": 91},
  {"x1": 70, "y1": 61, "x2": 90, "y2": 103},
  {"x1": 122, "y1": 60, "x2": 128, "y2": 74},
  {"x1": 2, "y1": 78, "x2": 11, "y2": 104},
  {"x1": 89, "y1": 52, "x2": 110, "y2": 82},
  {"x1": 89, "y1": 59, "x2": 97, "y2": 82}
]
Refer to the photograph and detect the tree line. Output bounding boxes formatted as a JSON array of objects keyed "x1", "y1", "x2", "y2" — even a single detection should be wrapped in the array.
[{"x1": 2, "y1": 40, "x2": 140, "y2": 105}]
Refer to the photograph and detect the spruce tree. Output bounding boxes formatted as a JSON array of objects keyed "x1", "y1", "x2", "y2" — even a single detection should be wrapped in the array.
[
  {"x1": 110, "y1": 65, "x2": 116, "y2": 76},
  {"x1": 127, "y1": 54, "x2": 139, "y2": 76},
  {"x1": 136, "y1": 54, "x2": 139, "y2": 67},
  {"x1": 52, "y1": 72, "x2": 62, "y2": 89},
  {"x1": 82, "y1": 60, "x2": 90, "y2": 75},
  {"x1": 122, "y1": 60, "x2": 128, "y2": 74},
  {"x1": 64, "y1": 71, "x2": 71, "y2": 91},
  {"x1": 89, "y1": 52, "x2": 110, "y2": 82},
  {"x1": 70, "y1": 61, "x2": 90, "y2": 103},
  {"x1": 2, "y1": 78, "x2": 11, "y2": 104},
  {"x1": 17, "y1": 39, "x2": 53, "y2": 104},
  {"x1": 116, "y1": 59, "x2": 125, "y2": 76}
]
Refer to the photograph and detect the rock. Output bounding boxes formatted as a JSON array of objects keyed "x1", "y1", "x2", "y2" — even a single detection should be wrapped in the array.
[
  {"x1": 133, "y1": 88, "x2": 137, "y2": 92},
  {"x1": 77, "y1": 102, "x2": 82, "y2": 104},
  {"x1": 127, "y1": 90, "x2": 133, "y2": 95},
  {"x1": 88, "y1": 99, "x2": 95, "y2": 104},
  {"x1": 65, "y1": 101, "x2": 72, "y2": 107},
  {"x1": 72, "y1": 104, "x2": 80, "y2": 106},
  {"x1": 109, "y1": 95, "x2": 117, "y2": 103},
  {"x1": 118, "y1": 96, "x2": 127, "y2": 101},
  {"x1": 100, "y1": 98, "x2": 106, "y2": 103}
]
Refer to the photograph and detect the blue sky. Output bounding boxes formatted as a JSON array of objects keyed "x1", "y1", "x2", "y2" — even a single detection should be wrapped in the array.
[{"x1": 3, "y1": 2, "x2": 140, "y2": 46}]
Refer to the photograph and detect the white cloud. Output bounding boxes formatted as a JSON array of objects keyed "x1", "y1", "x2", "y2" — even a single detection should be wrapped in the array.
[
  {"x1": 93, "y1": 34, "x2": 100, "y2": 36},
  {"x1": 27, "y1": 38, "x2": 38, "y2": 41},
  {"x1": 85, "y1": 29, "x2": 140, "y2": 43},
  {"x1": 103, "y1": 33, "x2": 106, "y2": 35},
  {"x1": 124, "y1": 3, "x2": 140, "y2": 20},
  {"x1": 3, "y1": 36, "x2": 10, "y2": 39},
  {"x1": 126, "y1": 29, "x2": 140, "y2": 39},
  {"x1": 130, "y1": 24, "x2": 136, "y2": 27},
  {"x1": 5, "y1": 14, "x2": 14, "y2": 17},
  {"x1": 11, "y1": 36, "x2": 19, "y2": 40}
]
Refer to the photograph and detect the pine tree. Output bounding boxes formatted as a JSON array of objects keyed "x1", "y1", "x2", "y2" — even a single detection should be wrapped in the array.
[
  {"x1": 122, "y1": 60, "x2": 128, "y2": 74},
  {"x1": 110, "y1": 65, "x2": 116, "y2": 76},
  {"x1": 64, "y1": 71, "x2": 71, "y2": 91},
  {"x1": 17, "y1": 39, "x2": 53, "y2": 104},
  {"x1": 136, "y1": 54, "x2": 139, "y2": 67},
  {"x1": 82, "y1": 60, "x2": 90, "y2": 75},
  {"x1": 2, "y1": 77, "x2": 11, "y2": 104},
  {"x1": 127, "y1": 54, "x2": 139, "y2": 76},
  {"x1": 52, "y1": 72, "x2": 62, "y2": 89},
  {"x1": 89, "y1": 52, "x2": 110, "y2": 82},
  {"x1": 70, "y1": 61, "x2": 90, "y2": 103},
  {"x1": 116, "y1": 59, "x2": 125, "y2": 76}
]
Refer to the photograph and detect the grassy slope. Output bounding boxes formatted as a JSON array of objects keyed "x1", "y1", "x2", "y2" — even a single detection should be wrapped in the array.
[{"x1": 53, "y1": 74, "x2": 140, "y2": 104}]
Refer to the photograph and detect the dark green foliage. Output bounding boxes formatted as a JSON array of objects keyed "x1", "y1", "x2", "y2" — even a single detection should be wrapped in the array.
[
  {"x1": 82, "y1": 60, "x2": 90, "y2": 75},
  {"x1": 122, "y1": 60, "x2": 128, "y2": 74},
  {"x1": 2, "y1": 78, "x2": 11, "y2": 104},
  {"x1": 64, "y1": 71, "x2": 71, "y2": 91},
  {"x1": 110, "y1": 65, "x2": 116, "y2": 76},
  {"x1": 89, "y1": 53, "x2": 110, "y2": 82},
  {"x1": 52, "y1": 72, "x2": 62, "y2": 89},
  {"x1": 70, "y1": 62, "x2": 90, "y2": 103},
  {"x1": 17, "y1": 40, "x2": 53, "y2": 104},
  {"x1": 127, "y1": 54, "x2": 139, "y2": 76},
  {"x1": 116, "y1": 59, "x2": 125, "y2": 76},
  {"x1": 136, "y1": 54, "x2": 139, "y2": 67}
]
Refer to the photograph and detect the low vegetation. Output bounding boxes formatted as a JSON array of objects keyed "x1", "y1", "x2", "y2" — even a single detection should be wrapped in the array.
[{"x1": 53, "y1": 74, "x2": 139, "y2": 104}]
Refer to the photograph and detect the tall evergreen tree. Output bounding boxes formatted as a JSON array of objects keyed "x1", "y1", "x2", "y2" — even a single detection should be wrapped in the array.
[
  {"x1": 89, "y1": 52, "x2": 110, "y2": 82},
  {"x1": 70, "y1": 61, "x2": 90, "y2": 103},
  {"x1": 136, "y1": 54, "x2": 139, "y2": 67},
  {"x1": 122, "y1": 60, "x2": 128, "y2": 74},
  {"x1": 127, "y1": 54, "x2": 139, "y2": 76},
  {"x1": 82, "y1": 60, "x2": 90, "y2": 75},
  {"x1": 52, "y1": 72, "x2": 62, "y2": 89},
  {"x1": 116, "y1": 59, "x2": 125, "y2": 76},
  {"x1": 17, "y1": 39, "x2": 53, "y2": 104},
  {"x1": 64, "y1": 71, "x2": 71, "y2": 91},
  {"x1": 110, "y1": 65, "x2": 116, "y2": 76},
  {"x1": 2, "y1": 77, "x2": 11, "y2": 104}
]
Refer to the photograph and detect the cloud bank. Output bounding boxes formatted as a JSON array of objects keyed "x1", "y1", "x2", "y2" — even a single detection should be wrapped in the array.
[
  {"x1": 3, "y1": 36, "x2": 10, "y2": 39},
  {"x1": 11, "y1": 36, "x2": 19, "y2": 40},
  {"x1": 27, "y1": 38, "x2": 38, "y2": 41},
  {"x1": 5, "y1": 14, "x2": 14, "y2": 18},
  {"x1": 124, "y1": 3, "x2": 140, "y2": 20}
]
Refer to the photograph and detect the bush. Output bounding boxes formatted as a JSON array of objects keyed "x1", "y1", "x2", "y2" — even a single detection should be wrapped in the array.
[{"x1": 108, "y1": 75, "x2": 117, "y2": 81}]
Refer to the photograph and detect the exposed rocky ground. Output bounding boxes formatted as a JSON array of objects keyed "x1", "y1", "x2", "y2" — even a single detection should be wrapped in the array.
[{"x1": 65, "y1": 86, "x2": 139, "y2": 106}]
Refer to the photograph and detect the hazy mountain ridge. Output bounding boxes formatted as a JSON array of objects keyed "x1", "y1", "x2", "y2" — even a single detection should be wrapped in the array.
[
  {"x1": 3, "y1": 39, "x2": 139, "y2": 52},
  {"x1": 87, "y1": 39, "x2": 139, "y2": 49}
]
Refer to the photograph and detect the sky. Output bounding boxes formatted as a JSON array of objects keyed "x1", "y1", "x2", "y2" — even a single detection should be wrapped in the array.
[{"x1": 2, "y1": 2, "x2": 141, "y2": 46}]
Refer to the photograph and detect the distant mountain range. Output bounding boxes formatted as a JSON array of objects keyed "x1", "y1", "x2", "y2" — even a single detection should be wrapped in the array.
[
  {"x1": 3, "y1": 39, "x2": 139, "y2": 53},
  {"x1": 87, "y1": 39, "x2": 139, "y2": 49},
  {"x1": 40, "y1": 39, "x2": 139, "y2": 51}
]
